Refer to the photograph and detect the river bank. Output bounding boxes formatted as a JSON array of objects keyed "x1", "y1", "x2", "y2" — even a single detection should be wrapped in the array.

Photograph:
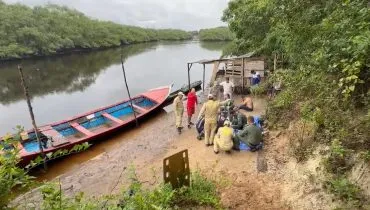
[{"x1": 15, "y1": 95, "x2": 340, "y2": 209}]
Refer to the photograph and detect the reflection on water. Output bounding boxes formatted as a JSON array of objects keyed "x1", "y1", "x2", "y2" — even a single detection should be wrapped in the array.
[
  {"x1": 0, "y1": 43, "x2": 157, "y2": 105},
  {"x1": 0, "y1": 41, "x2": 228, "y2": 136},
  {"x1": 200, "y1": 41, "x2": 231, "y2": 52}
]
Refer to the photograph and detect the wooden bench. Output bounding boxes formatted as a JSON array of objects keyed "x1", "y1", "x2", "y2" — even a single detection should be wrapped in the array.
[
  {"x1": 102, "y1": 112, "x2": 124, "y2": 124},
  {"x1": 132, "y1": 104, "x2": 147, "y2": 113},
  {"x1": 70, "y1": 122, "x2": 94, "y2": 136}
]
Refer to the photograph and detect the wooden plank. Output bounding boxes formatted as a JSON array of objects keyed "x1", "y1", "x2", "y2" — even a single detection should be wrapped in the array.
[
  {"x1": 40, "y1": 126, "x2": 70, "y2": 147},
  {"x1": 132, "y1": 104, "x2": 147, "y2": 113},
  {"x1": 163, "y1": 149, "x2": 190, "y2": 189},
  {"x1": 210, "y1": 61, "x2": 220, "y2": 86},
  {"x1": 102, "y1": 112, "x2": 124, "y2": 124},
  {"x1": 40, "y1": 126, "x2": 61, "y2": 137},
  {"x1": 70, "y1": 122, "x2": 94, "y2": 136}
]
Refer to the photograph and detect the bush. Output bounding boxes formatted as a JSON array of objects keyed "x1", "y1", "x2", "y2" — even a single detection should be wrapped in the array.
[
  {"x1": 250, "y1": 83, "x2": 267, "y2": 96},
  {"x1": 323, "y1": 139, "x2": 353, "y2": 175},
  {"x1": 288, "y1": 120, "x2": 318, "y2": 162},
  {"x1": 0, "y1": 131, "x2": 33, "y2": 209},
  {"x1": 325, "y1": 177, "x2": 362, "y2": 207},
  {"x1": 36, "y1": 171, "x2": 222, "y2": 209}
]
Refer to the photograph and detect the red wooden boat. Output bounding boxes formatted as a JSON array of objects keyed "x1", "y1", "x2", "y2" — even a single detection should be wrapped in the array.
[{"x1": 4, "y1": 85, "x2": 171, "y2": 167}]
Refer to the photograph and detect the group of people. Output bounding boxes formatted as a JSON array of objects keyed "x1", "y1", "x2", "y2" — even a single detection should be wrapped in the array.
[{"x1": 173, "y1": 77, "x2": 263, "y2": 154}]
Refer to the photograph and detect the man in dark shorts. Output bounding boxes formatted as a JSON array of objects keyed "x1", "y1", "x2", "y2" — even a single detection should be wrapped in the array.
[{"x1": 239, "y1": 95, "x2": 253, "y2": 111}]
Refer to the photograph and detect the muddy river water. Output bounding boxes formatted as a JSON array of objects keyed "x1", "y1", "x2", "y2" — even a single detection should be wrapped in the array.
[{"x1": 0, "y1": 41, "x2": 227, "y2": 179}]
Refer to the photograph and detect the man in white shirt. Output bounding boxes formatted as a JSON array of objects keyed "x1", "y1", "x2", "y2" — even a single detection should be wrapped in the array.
[{"x1": 220, "y1": 77, "x2": 234, "y2": 99}]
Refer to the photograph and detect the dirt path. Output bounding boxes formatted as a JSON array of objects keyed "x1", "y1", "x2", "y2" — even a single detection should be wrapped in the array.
[{"x1": 18, "y1": 96, "x2": 313, "y2": 209}]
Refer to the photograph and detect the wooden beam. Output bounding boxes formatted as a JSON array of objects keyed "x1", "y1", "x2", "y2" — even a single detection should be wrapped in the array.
[
  {"x1": 70, "y1": 122, "x2": 94, "y2": 136},
  {"x1": 242, "y1": 57, "x2": 245, "y2": 93},
  {"x1": 102, "y1": 112, "x2": 124, "y2": 124},
  {"x1": 202, "y1": 64, "x2": 205, "y2": 91}
]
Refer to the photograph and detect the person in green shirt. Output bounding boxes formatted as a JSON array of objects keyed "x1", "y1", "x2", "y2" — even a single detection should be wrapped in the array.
[
  {"x1": 233, "y1": 116, "x2": 263, "y2": 151},
  {"x1": 230, "y1": 107, "x2": 248, "y2": 130}
]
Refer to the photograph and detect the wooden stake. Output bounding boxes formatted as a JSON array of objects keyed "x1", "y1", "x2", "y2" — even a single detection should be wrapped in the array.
[
  {"x1": 120, "y1": 55, "x2": 138, "y2": 127},
  {"x1": 18, "y1": 65, "x2": 47, "y2": 170},
  {"x1": 202, "y1": 64, "x2": 205, "y2": 91}
]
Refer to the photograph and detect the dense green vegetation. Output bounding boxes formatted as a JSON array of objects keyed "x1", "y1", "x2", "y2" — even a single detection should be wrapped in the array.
[
  {"x1": 223, "y1": 0, "x2": 369, "y2": 208},
  {"x1": 199, "y1": 27, "x2": 234, "y2": 41},
  {"x1": 0, "y1": 1, "x2": 191, "y2": 60}
]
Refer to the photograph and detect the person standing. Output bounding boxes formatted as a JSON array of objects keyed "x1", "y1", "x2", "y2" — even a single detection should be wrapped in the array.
[
  {"x1": 198, "y1": 94, "x2": 225, "y2": 146},
  {"x1": 173, "y1": 92, "x2": 184, "y2": 134},
  {"x1": 213, "y1": 120, "x2": 234, "y2": 154},
  {"x1": 251, "y1": 70, "x2": 261, "y2": 86},
  {"x1": 186, "y1": 88, "x2": 198, "y2": 128},
  {"x1": 220, "y1": 77, "x2": 234, "y2": 99}
]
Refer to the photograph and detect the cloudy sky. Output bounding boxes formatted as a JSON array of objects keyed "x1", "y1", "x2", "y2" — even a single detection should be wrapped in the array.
[{"x1": 3, "y1": 0, "x2": 229, "y2": 30}]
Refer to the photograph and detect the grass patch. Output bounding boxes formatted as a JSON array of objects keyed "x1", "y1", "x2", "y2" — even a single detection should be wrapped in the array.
[
  {"x1": 33, "y1": 171, "x2": 222, "y2": 210},
  {"x1": 325, "y1": 177, "x2": 364, "y2": 208}
]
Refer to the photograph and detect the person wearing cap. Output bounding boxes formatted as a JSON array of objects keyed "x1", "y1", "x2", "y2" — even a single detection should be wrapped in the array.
[
  {"x1": 197, "y1": 93, "x2": 227, "y2": 146},
  {"x1": 213, "y1": 120, "x2": 234, "y2": 154},
  {"x1": 173, "y1": 92, "x2": 184, "y2": 134},
  {"x1": 230, "y1": 107, "x2": 248, "y2": 130},
  {"x1": 186, "y1": 88, "x2": 198, "y2": 128}
]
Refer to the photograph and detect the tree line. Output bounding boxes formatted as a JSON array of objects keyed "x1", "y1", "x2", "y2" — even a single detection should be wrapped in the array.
[
  {"x1": 198, "y1": 26, "x2": 234, "y2": 41},
  {"x1": 0, "y1": 1, "x2": 192, "y2": 60}
]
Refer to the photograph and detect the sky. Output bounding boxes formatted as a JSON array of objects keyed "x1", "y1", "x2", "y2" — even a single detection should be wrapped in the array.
[{"x1": 3, "y1": 0, "x2": 229, "y2": 30}]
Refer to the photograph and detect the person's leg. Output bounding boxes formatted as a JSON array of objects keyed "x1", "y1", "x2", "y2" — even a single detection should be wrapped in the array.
[
  {"x1": 233, "y1": 136, "x2": 240, "y2": 150},
  {"x1": 239, "y1": 105, "x2": 253, "y2": 112},
  {"x1": 213, "y1": 137, "x2": 220, "y2": 153},
  {"x1": 175, "y1": 111, "x2": 183, "y2": 133},
  {"x1": 175, "y1": 112, "x2": 180, "y2": 128},
  {"x1": 204, "y1": 121, "x2": 211, "y2": 145},
  {"x1": 209, "y1": 122, "x2": 218, "y2": 145}
]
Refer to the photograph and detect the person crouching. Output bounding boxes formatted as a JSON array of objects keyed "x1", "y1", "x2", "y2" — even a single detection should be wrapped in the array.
[
  {"x1": 233, "y1": 116, "x2": 263, "y2": 152},
  {"x1": 214, "y1": 120, "x2": 233, "y2": 154}
]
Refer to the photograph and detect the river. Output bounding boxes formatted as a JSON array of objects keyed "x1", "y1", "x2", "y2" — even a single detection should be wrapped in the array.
[{"x1": 0, "y1": 41, "x2": 228, "y2": 136}]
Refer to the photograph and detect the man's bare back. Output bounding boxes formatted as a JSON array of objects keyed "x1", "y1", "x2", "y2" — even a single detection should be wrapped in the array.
[{"x1": 243, "y1": 97, "x2": 253, "y2": 109}]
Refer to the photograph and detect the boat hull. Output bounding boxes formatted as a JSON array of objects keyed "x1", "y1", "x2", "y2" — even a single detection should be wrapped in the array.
[{"x1": 11, "y1": 85, "x2": 172, "y2": 167}]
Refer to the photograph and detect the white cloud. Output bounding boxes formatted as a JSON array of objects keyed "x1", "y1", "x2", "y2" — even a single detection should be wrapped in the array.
[{"x1": 3, "y1": 0, "x2": 229, "y2": 30}]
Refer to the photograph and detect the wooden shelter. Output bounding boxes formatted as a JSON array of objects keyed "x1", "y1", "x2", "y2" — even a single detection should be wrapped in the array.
[{"x1": 187, "y1": 53, "x2": 265, "y2": 93}]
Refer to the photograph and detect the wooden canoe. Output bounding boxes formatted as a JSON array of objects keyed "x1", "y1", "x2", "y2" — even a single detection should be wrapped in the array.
[{"x1": 3, "y1": 85, "x2": 172, "y2": 167}]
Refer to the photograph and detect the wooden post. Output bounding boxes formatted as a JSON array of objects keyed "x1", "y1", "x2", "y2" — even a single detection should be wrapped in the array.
[
  {"x1": 274, "y1": 53, "x2": 277, "y2": 71},
  {"x1": 121, "y1": 55, "x2": 138, "y2": 127},
  {"x1": 241, "y1": 57, "x2": 245, "y2": 93},
  {"x1": 187, "y1": 63, "x2": 191, "y2": 90},
  {"x1": 18, "y1": 65, "x2": 47, "y2": 170},
  {"x1": 202, "y1": 63, "x2": 205, "y2": 91}
]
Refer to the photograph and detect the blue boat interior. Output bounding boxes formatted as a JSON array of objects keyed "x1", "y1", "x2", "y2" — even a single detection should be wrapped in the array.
[
  {"x1": 53, "y1": 123, "x2": 84, "y2": 138},
  {"x1": 22, "y1": 132, "x2": 48, "y2": 153},
  {"x1": 133, "y1": 97, "x2": 157, "y2": 109},
  {"x1": 21, "y1": 96, "x2": 159, "y2": 152},
  {"x1": 61, "y1": 96, "x2": 157, "y2": 133}
]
